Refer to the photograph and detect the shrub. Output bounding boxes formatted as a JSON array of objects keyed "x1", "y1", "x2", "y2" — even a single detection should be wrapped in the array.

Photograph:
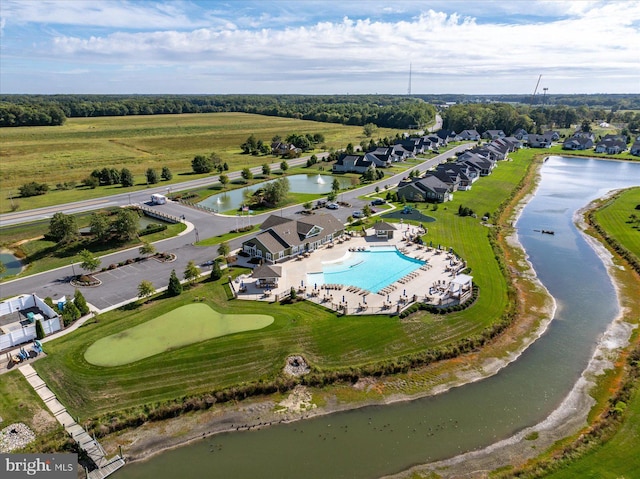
[
  {"x1": 210, "y1": 261, "x2": 222, "y2": 281},
  {"x1": 19, "y1": 181, "x2": 49, "y2": 197},
  {"x1": 138, "y1": 223, "x2": 167, "y2": 236},
  {"x1": 35, "y1": 319, "x2": 45, "y2": 340},
  {"x1": 167, "y1": 269, "x2": 182, "y2": 296}
]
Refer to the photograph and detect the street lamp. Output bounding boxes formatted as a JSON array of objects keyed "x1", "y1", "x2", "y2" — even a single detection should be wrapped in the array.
[{"x1": 71, "y1": 262, "x2": 77, "y2": 278}]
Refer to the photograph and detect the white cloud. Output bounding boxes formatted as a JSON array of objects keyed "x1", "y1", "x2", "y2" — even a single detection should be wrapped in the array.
[
  {"x1": 2, "y1": 1, "x2": 639, "y2": 93},
  {"x1": 0, "y1": 0, "x2": 207, "y2": 29}
]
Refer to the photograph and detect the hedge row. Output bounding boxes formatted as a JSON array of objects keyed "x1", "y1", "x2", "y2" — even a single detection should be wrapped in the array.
[{"x1": 138, "y1": 223, "x2": 168, "y2": 236}]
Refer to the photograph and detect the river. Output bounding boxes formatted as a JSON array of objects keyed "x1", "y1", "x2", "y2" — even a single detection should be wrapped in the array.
[{"x1": 115, "y1": 156, "x2": 640, "y2": 479}]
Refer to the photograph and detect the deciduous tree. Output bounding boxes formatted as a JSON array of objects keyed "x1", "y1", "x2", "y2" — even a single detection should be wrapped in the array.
[
  {"x1": 79, "y1": 249, "x2": 101, "y2": 274},
  {"x1": 49, "y1": 212, "x2": 78, "y2": 244},
  {"x1": 184, "y1": 260, "x2": 200, "y2": 283},
  {"x1": 137, "y1": 280, "x2": 156, "y2": 301}
]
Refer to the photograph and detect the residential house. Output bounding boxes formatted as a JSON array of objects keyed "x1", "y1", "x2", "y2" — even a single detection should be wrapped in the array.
[
  {"x1": 458, "y1": 151, "x2": 496, "y2": 176},
  {"x1": 513, "y1": 128, "x2": 529, "y2": 141},
  {"x1": 562, "y1": 136, "x2": 594, "y2": 150},
  {"x1": 396, "y1": 138, "x2": 424, "y2": 155},
  {"x1": 333, "y1": 154, "x2": 374, "y2": 173},
  {"x1": 242, "y1": 214, "x2": 345, "y2": 263},
  {"x1": 595, "y1": 135, "x2": 628, "y2": 154},
  {"x1": 543, "y1": 130, "x2": 561, "y2": 141},
  {"x1": 271, "y1": 141, "x2": 301, "y2": 156},
  {"x1": 436, "y1": 129, "x2": 458, "y2": 142},
  {"x1": 482, "y1": 130, "x2": 506, "y2": 140},
  {"x1": 397, "y1": 175, "x2": 453, "y2": 203},
  {"x1": 502, "y1": 136, "x2": 524, "y2": 150},
  {"x1": 630, "y1": 141, "x2": 640, "y2": 156},
  {"x1": 572, "y1": 131, "x2": 596, "y2": 141},
  {"x1": 527, "y1": 133, "x2": 553, "y2": 148},
  {"x1": 457, "y1": 129, "x2": 481, "y2": 141},
  {"x1": 436, "y1": 163, "x2": 476, "y2": 190},
  {"x1": 391, "y1": 144, "x2": 414, "y2": 160},
  {"x1": 364, "y1": 147, "x2": 399, "y2": 167}
]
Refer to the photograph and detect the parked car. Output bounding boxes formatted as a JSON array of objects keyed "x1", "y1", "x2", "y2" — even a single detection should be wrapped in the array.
[
  {"x1": 371, "y1": 198, "x2": 385, "y2": 206},
  {"x1": 352, "y1": 210, "x2": 364, "y2": 218},
  {"x1": 326, "y1": 203, "x2": 339, "y2": 210}
]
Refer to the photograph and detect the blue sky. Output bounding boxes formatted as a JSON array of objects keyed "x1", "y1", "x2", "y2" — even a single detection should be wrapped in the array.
[{"x1": 1, "y1": 0, "x2": 639, "y2": 94}]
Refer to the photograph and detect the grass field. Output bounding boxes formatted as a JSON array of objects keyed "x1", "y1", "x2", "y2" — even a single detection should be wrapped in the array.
[
  {"x1": 0, "y1": 113, "x2": 399, "y2": 212},
  {"x1": 84, "y1": 303, "x2": 274, "y2": 367},
  {"x1": 32, "y1": 148, "x2": 535, "y2": 419},
  {"x1": 594, "y1": 187, "x2": 640, "y2": 259},
  {"x1": 542, "y1": 187, "x2": 640, "y2": 479}
]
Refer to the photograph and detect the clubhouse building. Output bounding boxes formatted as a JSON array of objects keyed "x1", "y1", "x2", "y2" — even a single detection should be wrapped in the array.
[{"x1": 241, "y1": 214, "x2": 345, "y2": 264}]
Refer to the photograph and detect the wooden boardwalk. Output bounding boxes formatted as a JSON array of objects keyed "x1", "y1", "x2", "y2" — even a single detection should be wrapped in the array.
[{"x1": 19, "y1": 364, "x2": 125, "y2": 478}]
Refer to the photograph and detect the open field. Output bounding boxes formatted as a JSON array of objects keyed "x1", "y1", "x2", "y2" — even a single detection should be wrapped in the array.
[
  {"x1": 32, "y1": 149, "x2": 533, "y2": 420},
  {"x1": 0, "y1": 113, "x2": 399, "y2": 212},
  {"x1": 84, "y1": 303, "x2": 274, "y2": 367}
]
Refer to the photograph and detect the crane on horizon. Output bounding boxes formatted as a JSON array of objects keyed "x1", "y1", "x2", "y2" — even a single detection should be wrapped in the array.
[{"x1": 530, "y1": 74, "x2": 542, "y2": 105}]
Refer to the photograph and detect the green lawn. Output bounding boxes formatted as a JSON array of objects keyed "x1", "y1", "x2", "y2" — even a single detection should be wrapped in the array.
[
  {"x1": 594, "y1": 187, "x2": 640, "y2": 260},
  {"x1": 33, "y1": 148, "x2": 537, "y2": 420},
  {"x1": 0, "y1": 113, "x2": 399, "y2": 213},
  {"x1": 0, "y1": 371, "x2": 48, "y2": 429},
  {"x1": 84, "y1": 303, "x2": 273, "y2": 366}
]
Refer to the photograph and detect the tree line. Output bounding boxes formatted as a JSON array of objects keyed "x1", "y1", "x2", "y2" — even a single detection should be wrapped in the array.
[
  {"x1": 442, "y1": 102, "x2": 640, "y2": 136},
  {"x1": 0, "y1": 94, "x2": 436, "y2": 129}
]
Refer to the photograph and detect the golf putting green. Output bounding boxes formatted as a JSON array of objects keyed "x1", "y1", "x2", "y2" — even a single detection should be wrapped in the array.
[{"x1": 84, "y1": 303, "x2": 274, "y2": 367}]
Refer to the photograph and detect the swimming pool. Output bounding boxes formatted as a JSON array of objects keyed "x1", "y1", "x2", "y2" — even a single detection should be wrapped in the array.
[{"x1": 307, "y1": 247, "x2": 424, "y2": 293}]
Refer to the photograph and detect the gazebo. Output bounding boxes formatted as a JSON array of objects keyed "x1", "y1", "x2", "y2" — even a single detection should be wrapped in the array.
[
  {"x1": 373, "y1": 221, "x2": 397, "y2": 239},
  {"x1": 252, "y1": 264, "x2": 282, "y2": 289},
  {"x1": 449, "y1": 274, "x2": 473, "y2": 300}
]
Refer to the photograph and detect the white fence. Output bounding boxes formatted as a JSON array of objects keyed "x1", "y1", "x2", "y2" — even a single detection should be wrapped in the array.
[{"x1": 0, "y1": 317, "x2": 61, "y2": 350}]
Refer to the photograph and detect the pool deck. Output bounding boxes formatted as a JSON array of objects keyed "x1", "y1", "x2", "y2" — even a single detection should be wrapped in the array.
[{"x1": 234, "y1": 226, "x2": 469, "y2": 315}]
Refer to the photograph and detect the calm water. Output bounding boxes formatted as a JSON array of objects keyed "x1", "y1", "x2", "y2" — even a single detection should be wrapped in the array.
[
  {"x1": 0, "y1": 252, "x2": 22, "y2": 278},
  {"x1": 116, "y1": 157, "x2": 640, "y2": 479},
  {"x1": 307, "y1": 247, "x2": 424, "y2": 293},
  {"x1": 197, "y1": 174, "x2": 352, "y2": 211}
]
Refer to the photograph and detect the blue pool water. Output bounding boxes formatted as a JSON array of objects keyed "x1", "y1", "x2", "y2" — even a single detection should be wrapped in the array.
[{"x1": 307, "y1": 247, "x2": 424, "y2": 293}]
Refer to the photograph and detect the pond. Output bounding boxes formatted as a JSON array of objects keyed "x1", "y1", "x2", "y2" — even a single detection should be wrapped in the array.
[
  {"x1": 0, "y1": 252, "x2": 23, "y2": 279},
  {"x1": 114, "y1": 157, "x2": 640, "y2": 479},
  {"x1": 197, "y1": 174, "x2": 353, "y2": 212}
]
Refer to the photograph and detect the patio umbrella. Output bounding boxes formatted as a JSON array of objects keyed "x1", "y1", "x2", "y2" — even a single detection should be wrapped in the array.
[
  {"x1": 403, "y1": 289, "x2": 406, "y2": 296},
  {"x1": 342, "y1": 295, "x2": 345, "y2": 303},
  {"x1": 301, "y1": 280, "x2": 304, "y2": 287},
  {"x1": 314, "y1": 283, "x2": 317, "y2": 290},
  {"x1": 363, "y1": 295, "x2": 366, "y2": 304},
  {"x1": 387, "y1": 294, "x2": 390, "y2": 302}
]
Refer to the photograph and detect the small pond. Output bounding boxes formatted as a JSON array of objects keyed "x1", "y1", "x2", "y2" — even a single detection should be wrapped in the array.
[
  {"x1": 0, "y1": 252, "x2": 23, "y2": 279},
  {"x1": 197, "y1": 174, "x2": 353, "y2": 212}
]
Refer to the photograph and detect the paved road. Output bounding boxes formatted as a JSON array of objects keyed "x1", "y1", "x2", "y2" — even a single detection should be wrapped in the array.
[
  {"x1": 0, "y1": 153, "x2": 328, "y2": 228},
  {"x1": 1, "y1": 145, "x2": 470, "y2": 311}
]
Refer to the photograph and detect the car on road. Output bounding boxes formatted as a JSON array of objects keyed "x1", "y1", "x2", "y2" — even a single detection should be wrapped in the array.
[
  {"x1": 352, "y1": 210, "x2": 364, "y2": 218},
  {"x1": 371, "y1": 198, "x2": 385, "y2": 206},
  {"x1": 326, "y1": 203, "x2": 339, "y2": 210}
]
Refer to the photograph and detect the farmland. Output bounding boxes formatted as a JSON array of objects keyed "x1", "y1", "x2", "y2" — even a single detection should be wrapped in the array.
[{"x1": 0, "y1": 112, "x2": 399, "y2": 211}]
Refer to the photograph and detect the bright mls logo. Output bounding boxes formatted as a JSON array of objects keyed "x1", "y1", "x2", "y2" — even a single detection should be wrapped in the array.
[{"x1": 1, "y1": 454, "x2": 76, "y2": 478}]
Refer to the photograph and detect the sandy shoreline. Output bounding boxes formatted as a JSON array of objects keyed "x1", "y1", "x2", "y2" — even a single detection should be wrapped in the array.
[{"x1": 100, "y1": 169, "x2": 637, "y2": 478}]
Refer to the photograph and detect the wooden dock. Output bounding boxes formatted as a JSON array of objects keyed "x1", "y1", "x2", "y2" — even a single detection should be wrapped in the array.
[{"x1": 19, "y1": 364, "x2": 125, "y2": 478}]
